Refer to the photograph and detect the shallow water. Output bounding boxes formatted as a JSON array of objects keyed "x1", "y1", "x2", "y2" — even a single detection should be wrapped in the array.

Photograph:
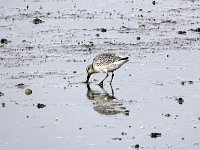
[{"x1": 0, "y1": 0, "x2": 200, "y2": 149}]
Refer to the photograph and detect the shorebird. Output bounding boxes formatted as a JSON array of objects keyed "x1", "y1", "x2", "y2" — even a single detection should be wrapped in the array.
[{"x1": 86, "y1": 53, "x2": 129, "y2": 86}]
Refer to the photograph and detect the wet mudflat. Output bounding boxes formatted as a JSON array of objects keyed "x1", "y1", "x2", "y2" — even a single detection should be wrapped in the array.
[{"x1": 0, "y1": 0, "x2": 200, "y2": 149}]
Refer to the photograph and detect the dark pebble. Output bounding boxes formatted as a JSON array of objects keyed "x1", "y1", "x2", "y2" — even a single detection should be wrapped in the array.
[
  {"x1": 37, "y1": 103, "x2": 46, "y2": 109},
  {"x1": 134, "y1": 144, "x2": 140, "y2": 148},
  {"x1": 150, "y1": 132, "x2": 162, "y2": 138},
  {"x1": 191, "y1": 28, "x2": 200, "y2": 32},
  {"x1": 100, "y1": 28, "x2": 107, "y2": 32},
  {"x1": 16, "y1": 83, "x2": 25, "y2": 89},
  {"x1": 176, "y1": 97, "x2": 184, "y2": 104},
  {"x1": 178, "y1": 31, "x2": 186, "y2": 34},
  {"x1": 152, "y1": 1, "x2": 156, "y2": 5},
  {"x1": 0, "y1": 92, "x2": 4, "y2": 97},
  {"x1": 136, "y1": 37, "x2": 141, "y2": 40},
  {"x1": 198, "y1": 117, "x2": 200, "y2": 121},
  {"x1": 181, "y1": 81, "x2": 186, "y2": 85},
  {"x1": 33, "y1": 17, "x2": 44, "y2": 24},
  {"x1": 1, "y1": 103, "x2": 6, "y2": 107},
  {"x1": 165, "y1": 113, "x2": 171, "y2": 117},
  {"x1": 124, "y1": 110, "x2": 130, "y2": 115},
  {"x1": 188, "y1": 81, "x2": 193, "y2": 84},
  {"x1": 1, "y1": 38, "x2": 8, "y2": 44},
  {"x1": 121, "y1": 132, "x2": 127, "y2": 135},
  {"x1": 25, "y1": 89, "x2": 32, "y2": 95}
]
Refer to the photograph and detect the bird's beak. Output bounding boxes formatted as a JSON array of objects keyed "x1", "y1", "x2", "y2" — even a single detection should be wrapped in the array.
[{"x1": 86, "y1": 74, "x2": 91, "y2": 83}]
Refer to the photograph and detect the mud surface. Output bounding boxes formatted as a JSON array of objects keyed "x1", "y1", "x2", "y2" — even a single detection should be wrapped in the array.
[{"x1": 0, "y1": 0, "x2": 200, "y2": 149}]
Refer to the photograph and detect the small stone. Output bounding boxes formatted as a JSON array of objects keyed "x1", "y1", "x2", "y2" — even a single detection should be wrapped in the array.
[
  {"x1": 165, "y1": 113, "x2": 171, "y2": 117},
  {"x1": 134, "y1": 144, "x2": 140, "y2": 148},
  {"x1": 73, "y1": 71, "x2": 77, "y2": 74},
  {"x1": 1, "y1": 103, "x2": 5, "y2": 107},
  {"x1": 150, "y1": 132, "x2": 162, "y2": 138},
  {"x1": 136, "y1": 36, "x2": 141, "y2": 40},
  {"x1": 178, "y1": 31, "x2": 186, "y2": 34},
  {"x1": 33, "y1": 17, "x2": 44, "y2": 24},
  {"x1": 37, "y1": 103, "x2": 46, "y2": 109},
  {"x1": 1, "y1": 38, "x2": 8, "y2": 44},
  {"x1": 181, "y1": 81, "x2": 186, "y2": 85},
  {"x1": 176, "y1": 97, "x2": 184, "y2": 104},
  {"x1": 100, "y1": 28, "x2": 107, "y2": 32},
  {"x1": 188, "y1": 81, "x2": 193, "y2": 84},
  {"x1": 121, "y1": 132, "x2": 127, "y2": 135},
  {"x1": 55, "y1": 118, "x2": 59, "y2": 122},
  {"x1": 0, "y1": 92, "x2": 4, "y2": 97},
  {"x1": 16, "y1": 83, "x2": 25, "y2": 89},
  {"x1": 191, "y1": 28, "x2": 200, "y2": 32},
  {"x1": 152, "y1": 1, "x2": 156, "y2": 5},
  {"x1": 25, "y1": 89, "x2": 32, "y2": 95},
  {"x1": 198, "y1": 117, "x2": 200, "y2": 121}
]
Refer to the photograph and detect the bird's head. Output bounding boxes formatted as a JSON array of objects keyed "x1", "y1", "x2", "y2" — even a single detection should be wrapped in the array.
[{"x1": 86, "y1": 64, "x2": 95, "y2": 83}]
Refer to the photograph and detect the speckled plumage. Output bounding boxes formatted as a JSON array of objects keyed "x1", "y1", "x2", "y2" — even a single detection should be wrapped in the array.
[
  {"x1": 86, "y1": 53, "x2": 129, "y2": 86},
  {"x1": 93, "y1": 53, "x2": 121, "y2": 67}
]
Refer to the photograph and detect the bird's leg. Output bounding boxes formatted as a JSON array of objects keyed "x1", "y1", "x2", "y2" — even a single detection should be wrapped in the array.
[
  {"x1": 109, "y1": 83, "x2": 114, "y2": 96},
  {"x1": 110, "y1": 72, "x2": 114, "y2": 84},
  {"x1": 98, "y1": 72, "x2": 109, "y2": 87}
]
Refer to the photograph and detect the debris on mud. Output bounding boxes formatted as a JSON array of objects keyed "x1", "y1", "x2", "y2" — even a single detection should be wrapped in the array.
[
  {"x1": 112, "y1": 137, "x2": 122, "y2": 141},
  {"x1": 136, "y1": 37, "x2": 141, "y2": 40},
  {"x1": 25, "y1": 89, "x2": 32, "y2": 95},
  {"x1": 1, "y1": 38, "x2": 8, "y2": 44},
  {"x1": 100, "y1": 28, "x2": 107, "y2": 32},
  {"x1": 178, "y1": 31, "x2": 187, "y2": 34},
  {"x1": 181, "y1": 80, "x2": 194, "y2": 85},
  {"x1": 1, "y1": 103, "x2": 5, "y2": 107},
  {"x1": 191, "y1": 28, "x2": 200, "y2": 32},
  {"x1": 121, "y1": 132, "x2": 127, "y2": 136},
  {"x1": 188, "y1": 81, "x2": 194, "y2": 84},
  {"x1": 0, "y1": 92, "x2": 4, "y2": 97},
  {"x1": 16, "y1": 83, "x2": 26, "y2": 89},
  {"x1": 164, "y1": 113, "x2": 171, "y2": 117},
  {"x1": 175, "y1": 97, "x2": 184, "y2": 104},
  {"x1": 33, "y1": 17, "x2": 44, "y2": 24},
  {"x1": 36, "y1": 103, "x2": 46, "y2": 109},
  {"x1": 133, "y1": 144, "x2": 140, "y2": 149},
  {"x1": 150, "y1": 132, "x2": 162, "y2": 138}
]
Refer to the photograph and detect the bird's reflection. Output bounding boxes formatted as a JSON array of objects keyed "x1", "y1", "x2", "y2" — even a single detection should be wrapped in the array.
[{"x1": 86, "y1": 84, "x2": 129, "y2": 116}]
